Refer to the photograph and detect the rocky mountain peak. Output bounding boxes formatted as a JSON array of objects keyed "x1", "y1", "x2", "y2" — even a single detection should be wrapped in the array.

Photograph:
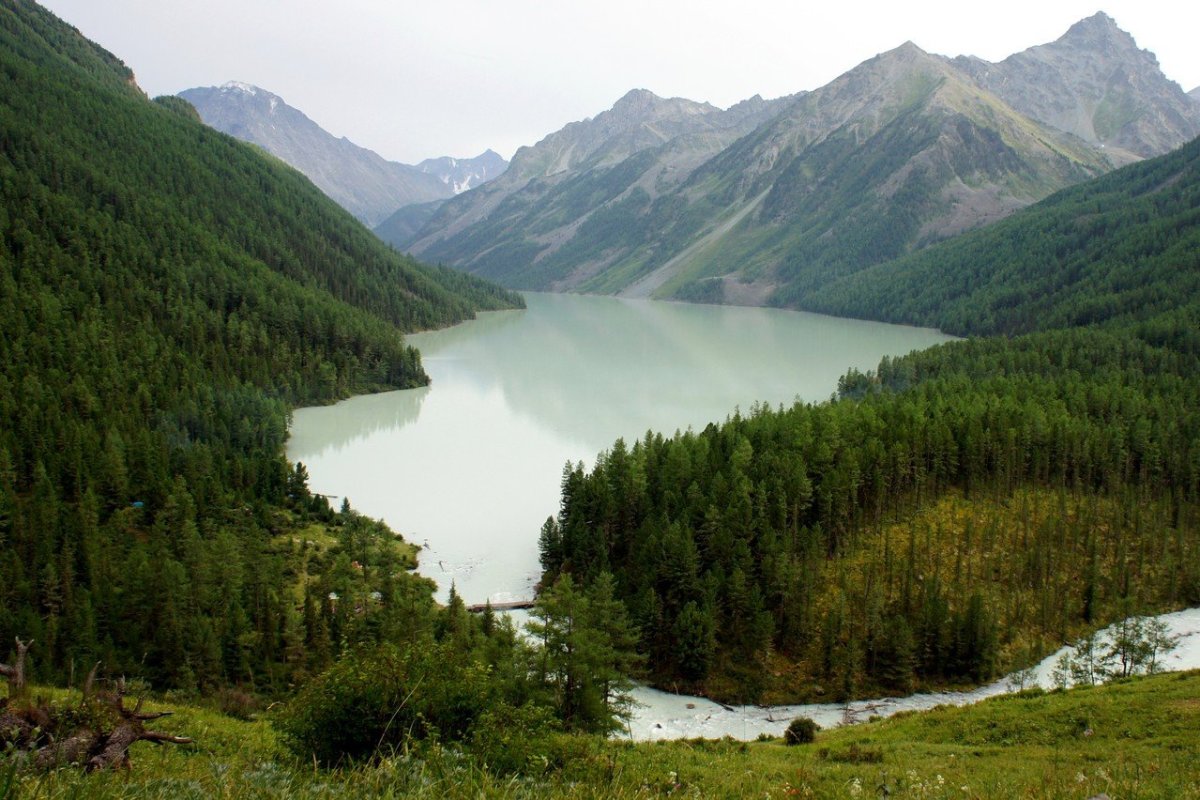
[
  {"x1": 606, "y1": 88, "x2": 718, "y2": 123},
  {"x1": 416, "y1": 150, "x2": 509, "y2": 194},
  {"x1": 1060, "y1": 11, "x2": 1131, "y2": 46},
  {"x1": 612, "y1": 88, "x2": 661, "y2": 113},
  {"x1": 220, "y1": 80, "x2": 261, "y2": 95},
  {"x1": 949, "y1": 14, "x2": 1200, "y2": 158},
  {"x1": 890, "y1": 40, "x2": 927, "y2": 58}
]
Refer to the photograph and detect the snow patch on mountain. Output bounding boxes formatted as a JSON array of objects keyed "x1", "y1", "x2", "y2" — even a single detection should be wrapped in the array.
[{"x1": 221, "y1": 81, "x2": 258, "y2": 95}]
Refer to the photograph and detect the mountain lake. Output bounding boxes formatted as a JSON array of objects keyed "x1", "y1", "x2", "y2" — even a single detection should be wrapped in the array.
[
  {"x1": 286, "y1": 292, "x2": 1200, "y2": 737},
  {"x1": 288, "y1": 292, "x2": 954, "y2": 607}
]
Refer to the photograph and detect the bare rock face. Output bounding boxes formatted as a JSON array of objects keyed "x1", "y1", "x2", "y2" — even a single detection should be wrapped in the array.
[
  {"x1": 178, "y1": 84, "x2": 506, "y2": 227},
  {"x1": 950, "y1": 13, "x2": 1200, "y2": 158}
]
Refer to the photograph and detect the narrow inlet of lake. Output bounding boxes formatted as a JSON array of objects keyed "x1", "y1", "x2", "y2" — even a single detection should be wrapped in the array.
[{"x1": 288, "y1": 293, "x2": 954, "y2": 605}]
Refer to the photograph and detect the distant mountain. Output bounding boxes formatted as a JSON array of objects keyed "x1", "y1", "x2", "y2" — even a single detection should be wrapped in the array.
[
  {"x1": 417, "y1": 149, "x2": 508, "y2": 194},
  {"x1": 374, "y1": 199, "x2": 446, "y2": 251},
  {"x1": 950, "y1": 12, "x2": 1200, "y2": 159},
  {"x1": 178, "y1": 83, "x2": 506, "y2": 227},
  {"x1": 407, "y1": 41, "x2": 1113, "y2": 300},
  {"x1": 406, "y1": 14, "x2": 1194, "y2": 307},
  {"x1": 373, "y1": 150, "x2": 509, "y2": 248},
  {"x1": 649, "y1": 41, "x2": 1116, "y2": 306},
  {"x1": 1190, "y1": 87, "x2": 1200, "y2": 104},
  {"x1": 400, "y1": 88, "x2": 791, "y2": 274}
]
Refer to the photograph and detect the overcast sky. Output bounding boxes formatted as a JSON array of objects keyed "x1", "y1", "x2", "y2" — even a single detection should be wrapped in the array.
[{"x1": 38, "y1": 1, "x2": 1200, "y2": 165}]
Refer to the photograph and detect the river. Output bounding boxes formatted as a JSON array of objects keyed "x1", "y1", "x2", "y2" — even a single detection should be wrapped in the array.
[{"x1": 626, "y1": 607, "x2": 1200, "y2": 740}]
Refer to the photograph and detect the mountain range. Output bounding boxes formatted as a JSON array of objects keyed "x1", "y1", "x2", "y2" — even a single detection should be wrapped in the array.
[
  {"x1": 178, "y1": 83, "x2": 507, "y2": 227},
  {"x1": 395, "y1": 13, "x2": 1200, "y2": 308}
]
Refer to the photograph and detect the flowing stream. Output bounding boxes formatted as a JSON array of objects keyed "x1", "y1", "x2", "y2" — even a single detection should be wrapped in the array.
[{"x1": 626, "y1": 607, "x2": 1200, "y2": 740}]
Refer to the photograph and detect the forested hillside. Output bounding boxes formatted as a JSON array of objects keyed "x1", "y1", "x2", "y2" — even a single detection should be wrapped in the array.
[
  {"x1": 543, "y1": 136, "x2": 1200, "y2": 702},
  {"x1": 0, "y1": 0, "x2": 521, "y2": 690},
  {"x1": 799, "y1": 134, "x2": 1200, "y2": 335}
]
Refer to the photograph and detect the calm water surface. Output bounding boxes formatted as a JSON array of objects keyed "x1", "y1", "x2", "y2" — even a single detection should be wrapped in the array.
[{"x1": 287, "y1": 293, "x2": 954, "y2": 605}]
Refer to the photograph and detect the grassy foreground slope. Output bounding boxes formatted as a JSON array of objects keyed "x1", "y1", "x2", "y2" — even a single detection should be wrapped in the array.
[
  {"x1": 7, "y1": 670, "x2": 1197, "y2": 798},
  {"x1": 0, "y1": 0, "x2": 521, "y2": 690}
]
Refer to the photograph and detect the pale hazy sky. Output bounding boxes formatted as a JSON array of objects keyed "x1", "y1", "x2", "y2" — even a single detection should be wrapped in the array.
[{"x1": 38, "y1": 1, "x2": 1200, "y2": 165}]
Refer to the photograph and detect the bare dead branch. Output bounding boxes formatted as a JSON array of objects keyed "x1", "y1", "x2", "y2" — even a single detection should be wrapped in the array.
[
  {"x1": 82, "y1": 661, "x2": 102, "y2": 699},
  {"x1": 141, "y1": 731, "x2": 194, "y2": 745}
]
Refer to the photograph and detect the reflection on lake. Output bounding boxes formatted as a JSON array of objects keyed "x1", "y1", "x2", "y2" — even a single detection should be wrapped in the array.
[{"x1": 288, "y1": 293, "x2": 955, "y2": 604}]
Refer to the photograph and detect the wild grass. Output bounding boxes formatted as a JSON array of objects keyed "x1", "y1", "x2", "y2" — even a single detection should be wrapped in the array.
[{"x1": 5, "y1": 670, "x2": 1197, "y2": 798}]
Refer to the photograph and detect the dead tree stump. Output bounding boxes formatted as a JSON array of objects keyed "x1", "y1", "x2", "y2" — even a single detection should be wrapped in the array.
[{"x1": 1, "y1": 638, "x2": 192, "y2": 771}]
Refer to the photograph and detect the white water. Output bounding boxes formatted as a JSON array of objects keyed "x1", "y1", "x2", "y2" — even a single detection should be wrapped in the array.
[{"x1": 625, "y1": 607, "x2": 1200, "y2": 741}]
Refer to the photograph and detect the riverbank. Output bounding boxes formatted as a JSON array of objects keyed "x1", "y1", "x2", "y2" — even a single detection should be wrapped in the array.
[{"x1": 626, "y1": 606, "x2": 1200, "y2": 741}]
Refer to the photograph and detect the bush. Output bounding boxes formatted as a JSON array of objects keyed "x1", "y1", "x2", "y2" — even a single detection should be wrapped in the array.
[
  {"x1": 784, "y1": 716, "x2": 820, "y2": 745},
  {"x1": 273, "y1": 639, "x2": 495, "y2": 765},
  {"x1": 468, "y1": 701, "x2": 559, "y2": 775},
  {"x1": 216, "y1": 687, "x2": 260, "y2": 720}
]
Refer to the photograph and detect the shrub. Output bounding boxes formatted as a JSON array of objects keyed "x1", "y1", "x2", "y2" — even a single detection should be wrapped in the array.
[
  {"x1": 273, "y1": 639, "x2": 494, "y2": 765},
  {"x1": 468, "y1": 701, "x2": 559, "y2": 775},
  {"x1": 216, "y1": 687, "x2": 259, "y2": 720},
  {"x1": 784, "y1": 716, "x2": 820, "y2": 745}
]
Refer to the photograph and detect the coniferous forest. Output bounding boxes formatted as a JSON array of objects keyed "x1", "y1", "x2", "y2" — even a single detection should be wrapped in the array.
[
  {"x1": 542, "y1": 139, "x2": 1200, "y2": 702},
  {"x1": 0, "y1": 0, "x2": 527, "y2": 692}
]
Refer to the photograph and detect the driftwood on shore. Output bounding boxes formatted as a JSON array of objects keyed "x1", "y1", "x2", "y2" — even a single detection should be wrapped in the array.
[{"x1": 1, "y1": 638, "x2": 192, "y2": 771}]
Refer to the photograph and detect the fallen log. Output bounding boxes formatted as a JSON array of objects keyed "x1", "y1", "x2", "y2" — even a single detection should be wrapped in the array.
[{"x1": 1, "y1": 639, "x2": 192, "y2": 771}]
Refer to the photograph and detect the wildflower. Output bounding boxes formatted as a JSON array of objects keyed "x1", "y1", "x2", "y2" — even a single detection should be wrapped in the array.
[{"x1": 848, "y1": 776, "x2": 863, "y2": 797}]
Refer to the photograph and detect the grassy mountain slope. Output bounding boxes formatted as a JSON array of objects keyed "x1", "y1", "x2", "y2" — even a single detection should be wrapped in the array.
[
  {"x1": 801, "y1": 134, "x2": 1200, "y2": 336},
  {"x1": 403, "y1": 91, "x2": 789, "y2": 286},
  {"x1": 0, "y1": 0, "x2": 520, "y2": 690},
  {"x1": 647, "y1": 43, "x2": 1116, "y2": 305}
]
